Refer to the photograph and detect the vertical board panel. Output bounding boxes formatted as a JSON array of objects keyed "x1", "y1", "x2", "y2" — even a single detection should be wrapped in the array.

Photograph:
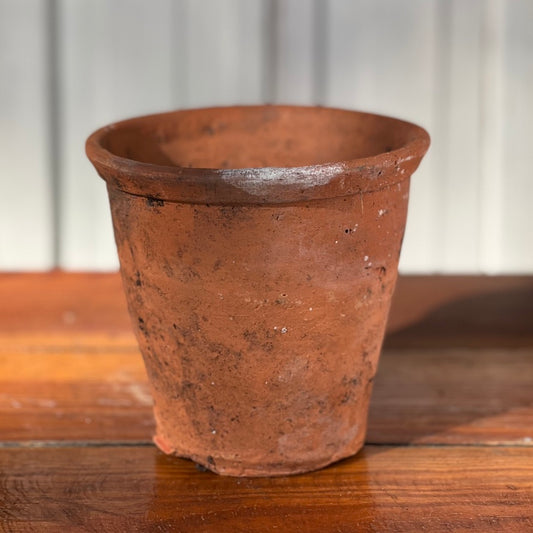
[
  {"x1": 324, "y1": 0, "x2": 439, "y2": 272},
  {"x1": 0, "y1": 0, "x2": 53, "y2": 270},
  {"x1": 2, "y1": 0, "x2": 531, "y2": 274},
  {"x1": 58, "y1": 0, "x2": 176, "y2": 270},
  {"x1": 478, "y1": 0, "x2": 505, "y2": 272},
  {"x1": 501, "y1": 0, "x2": 533, "y2": 271},
  {"x1": 443, "y1": 0, "x2": 483, "y2": 271},
  {"x1": 183, "y1": 0, "x2": 265, "y2": 107},
  {"x1": 275, "y1": 0, "x2": 316, "y2": 103}
]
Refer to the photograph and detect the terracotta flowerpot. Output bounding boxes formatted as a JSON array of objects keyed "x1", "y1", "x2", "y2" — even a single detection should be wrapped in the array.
[{"x1": 86, "y1": 105, "x2": 429, "y2": 476}]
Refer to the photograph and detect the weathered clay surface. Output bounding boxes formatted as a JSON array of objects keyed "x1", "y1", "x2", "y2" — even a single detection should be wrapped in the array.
[{"x1": 86, "y1": 105, "x2": 429, "y2": 476}]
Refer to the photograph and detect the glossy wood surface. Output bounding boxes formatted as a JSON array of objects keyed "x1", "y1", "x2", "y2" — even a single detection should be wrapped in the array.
[
  {"x1": 2, "y1": 446, "x2": 532, "y2": 532},
  {"x1": 1, "y1": 273, "x2": 532, "y2": 531}
]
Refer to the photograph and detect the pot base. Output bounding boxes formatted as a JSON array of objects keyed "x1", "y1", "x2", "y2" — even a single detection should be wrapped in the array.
[{"x1": 153, "y1": 433, "x2": 366, "y2": 477}]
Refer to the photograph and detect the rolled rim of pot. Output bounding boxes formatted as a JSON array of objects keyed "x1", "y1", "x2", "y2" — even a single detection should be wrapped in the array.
[{"x1": 86, "y1": 105, "x2": 430, "y2": 205}]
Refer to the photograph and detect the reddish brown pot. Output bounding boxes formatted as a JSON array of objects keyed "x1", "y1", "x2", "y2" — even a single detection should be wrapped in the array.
[{"x1": 86, "y1": 105, "x2": 429, "y2": 476}]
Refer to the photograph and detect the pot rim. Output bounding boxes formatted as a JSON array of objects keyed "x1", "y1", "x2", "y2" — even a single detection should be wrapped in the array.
[{"x1": 86, "y1": 105, "x2": 430, "y2": 205}]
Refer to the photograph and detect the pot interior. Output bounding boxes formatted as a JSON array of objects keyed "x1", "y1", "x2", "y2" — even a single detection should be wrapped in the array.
[{"x1": 100, "y1": 106, "x2": 422, "y2": 170}]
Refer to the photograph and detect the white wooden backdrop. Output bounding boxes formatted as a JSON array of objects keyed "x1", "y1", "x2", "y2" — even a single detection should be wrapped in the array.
[{"x1": 1, "y1": 0, "x2": 532, "y2": 273}]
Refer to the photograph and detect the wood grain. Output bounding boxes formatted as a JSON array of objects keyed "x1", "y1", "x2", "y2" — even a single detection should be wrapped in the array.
[
  {"x1": 1, "y1": 445, "x2": 532, "y2": 532},
  {"x1": 0, "y1": 272, "x2": 133, "y2": 347},
  {"x1": 1, "y1": 273, "x2": 532, "y2": 530},
  {"x1": 2, "y1": 272, "x2": 532, "y2": 346},
  {"x1": 0, "y1": 350, "x2": 154, "y2": 442},
  {"x1": 369, "y1": 348, "x2": 533, "y2": 445},
  {"x1": 386, "y1": 274, "x2": 533, "y2": 345},
  {"x1": 0, "y1": 346, "x2": 531, "y2": 446}
]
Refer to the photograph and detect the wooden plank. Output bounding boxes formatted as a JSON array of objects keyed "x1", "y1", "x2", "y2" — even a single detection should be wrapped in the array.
[
  {"x1": 1, "y1": 445, "x2": 532, "y2": 531},
  {"x1": 2, "y1": 273, "x2": 532, "y2": 347},
  {"x1": 0, "y1": 0, "x2": 54, "y2": 270},
  {"x1": 0, "y1": 345, "x2": 531, "y2": 446},
  {"x1": 0, "y1": 274, "x2": 531, "y2": 443},
  {"x1": 182, "y1": 0, "x2": 264, "y2": 107},
  {"x1": 369, "y1": 348, "x2": 533, "y2": 445},
  {"x1": 500, "y1": 0, "x2": 533, "y2": 271},
  {"x1": 0, "y1": 350, "x2": 153, "y2": 442},
  {"x1": 325, "y1": 0, "x2": 439, "y2": 273},
  {"x1": 443, "y1": 0, "x2": 484, "y2": 271},
  {"x1": 386, "y1": 275, "x2": 533, "y2": 347},
  {"x1": 0, "y1": 272, "x2": 134, "y2": 347},
  {"x1": 57, "y1": 0, "x2": 176, "y2": 270},
  {"x1": 324, "y1": 0, "x2": 437, "y2": 123},
  {"x1": 0, "y1": 272, "x2": 531, "y2": 528},
  {"x1": 479, "y1": 0, "x2": 505, "y2": 272},
  {"x1": 274, "y1": 0, "x2": 316, "y2": 103}
]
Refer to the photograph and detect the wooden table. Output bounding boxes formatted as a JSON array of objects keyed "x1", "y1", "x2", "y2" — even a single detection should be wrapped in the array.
[{"x1": 1, "y1": 273, "x2": 532, "y2": 532}]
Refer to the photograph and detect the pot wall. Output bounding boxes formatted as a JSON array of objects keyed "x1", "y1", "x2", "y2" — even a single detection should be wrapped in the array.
[
  {"x1": 87, "y1": 105, "x2": 429, "y2": 476},
  {"x1": 108, "y1": 178, "x2": 410, "y2": 476}
]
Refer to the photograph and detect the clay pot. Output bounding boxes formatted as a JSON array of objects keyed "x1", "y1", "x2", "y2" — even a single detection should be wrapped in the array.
[{"x1": 86, "y1": 105, "x2": 429, "y2": 476}]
